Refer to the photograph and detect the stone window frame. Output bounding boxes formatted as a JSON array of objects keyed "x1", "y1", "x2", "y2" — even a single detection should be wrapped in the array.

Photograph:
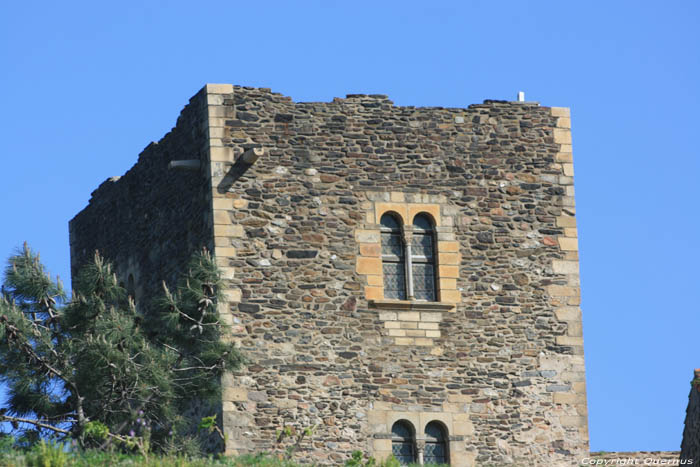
[
  {"x1": 355, "y1": 196, "x2": 462, "y2": 346},
  {"x1": 424, "y1": 420, "x2": 450, "y2": 465},
  {"x1": 391, "y1": 419, "x2": 417, "y2": 464},
  {"x1": 380, "y1": 211, "x2": 439, "y2": 302},
  {"x1": 357, "y1": 200, "x2": 461, "y2": 308},
  {"x1": 373, "y1": 412, "x2": 460, "y2": 466}
]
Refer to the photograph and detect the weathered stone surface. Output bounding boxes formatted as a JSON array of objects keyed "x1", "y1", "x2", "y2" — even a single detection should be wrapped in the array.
[{"x1": 69, "y1": 84, "x2": 588, "y2": 466}]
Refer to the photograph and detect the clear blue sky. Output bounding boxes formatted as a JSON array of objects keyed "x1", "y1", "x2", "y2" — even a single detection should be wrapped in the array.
[{"x1": 1, "y1": 0, "x2": 698, "y2": 453}]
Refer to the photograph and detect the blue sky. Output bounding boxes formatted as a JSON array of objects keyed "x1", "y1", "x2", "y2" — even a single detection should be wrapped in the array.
[{"x1": 1, "y1": 0, "x2": 698, "y2": 453}]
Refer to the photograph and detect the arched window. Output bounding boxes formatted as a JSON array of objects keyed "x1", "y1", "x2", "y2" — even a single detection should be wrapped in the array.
[
  {"x1": 381, "y1": 213, "x2": 406, "y2": 300},
  {"x1": 411, "y1": 214, "x2": 437, "y2": 301},
  {"x1": 424, "y1": 421, "x2": 448, "y2": 464},
  {"x1": 391, "y1": 420, "x2": 416, "y2": 464}
]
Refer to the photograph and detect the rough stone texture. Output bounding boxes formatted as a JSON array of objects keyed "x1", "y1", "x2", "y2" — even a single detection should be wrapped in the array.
[
  {"x1": 69, "y1": 87, "x2": 214, "y2": 304},
  {"x1": 70, "y1": 84, "x2": 590, "y2": 466},
  {"x1": 681, "y1": 369, "x2": 700, "y2": 461}
]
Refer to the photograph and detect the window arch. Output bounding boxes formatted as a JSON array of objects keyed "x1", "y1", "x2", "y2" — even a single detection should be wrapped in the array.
[
  {"x1": 424, "y1": 421, "x2": 448, "y2": 464},
  {"x1": 391, "y1": 420, "x2": 416, "y2": 464},
  {"x1": 411, "y1": 213, "x2": 437, "y2": 301},
  {"x1": 380, "y1": 213, "x2": 406, "y2": 300}
]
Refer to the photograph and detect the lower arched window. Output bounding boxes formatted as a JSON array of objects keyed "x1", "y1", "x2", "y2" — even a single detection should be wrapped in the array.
[
  {"x1": 424, "y1": 421, "x2": 448, "y2": 464},
  {"x1": 391, "y1": 420, "x2": 416, "y2": 464}
]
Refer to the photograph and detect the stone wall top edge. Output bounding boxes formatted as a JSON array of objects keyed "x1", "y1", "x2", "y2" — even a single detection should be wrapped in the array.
[
  {"x1": 202, "y1": 82, "x2": 566, "y2": 112},
  {"x1": 71, "y1": 92, "x2": 209, "y2": 223}
]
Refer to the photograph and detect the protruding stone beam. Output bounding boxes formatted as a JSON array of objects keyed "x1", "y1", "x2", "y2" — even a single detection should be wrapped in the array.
[
  {"x1": 238, "y1": 147, "x2": 264, "y2": 165},
  {"x1": 168, "y1": 160, "x2": 200, "y2": 170}
]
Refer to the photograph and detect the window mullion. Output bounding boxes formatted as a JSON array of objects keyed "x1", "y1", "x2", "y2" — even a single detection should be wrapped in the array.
[{"x1": 403, "y1": 228, "x2": 414, "y2": 300}]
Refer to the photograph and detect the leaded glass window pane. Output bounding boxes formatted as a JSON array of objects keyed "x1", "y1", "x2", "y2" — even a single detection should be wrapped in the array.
[
  {"x1": 411, "y1": 214, "x2": 437, "y2": 301},
  {"x1": 383, "y1": 263, "x2": 406, "y2": 300},
  {"x1": 381, "y1": 213, "x2": 406, "y2": 300},
  {"x1": 413, "y1": 214, "x2": 432, "y2": 231},
  {"x1": 391, "y1": 422, "x2": 415, "y2": 464},
  {"x1": 382, "y1": 232, "x2": 404, "y2": 258},
  {"x1": 411, "y1": 233, "x2": 434, "y2": 259},
  {"x1": 424, "y1": 422, "x2": 448, "y2": 464},
  {"x1": 412, "y1": 263, "x2": 436, "y2": 301},
  {"x1": 381, "y1": 214, "x2": 401, "y2": 230}
]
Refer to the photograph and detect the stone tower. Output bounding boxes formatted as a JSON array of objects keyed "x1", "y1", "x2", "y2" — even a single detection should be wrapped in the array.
[{"x1": 69, "y1": 84, "x2": 588, "y2": 465}]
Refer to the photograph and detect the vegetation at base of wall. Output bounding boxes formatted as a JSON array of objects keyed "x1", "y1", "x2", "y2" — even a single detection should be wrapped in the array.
[
  {"x1": 0, "y1": 244, "x2": 243, "y2": 455},
  {"x1": 0, "y1": 440, "x2": 453, "y2": 467}
]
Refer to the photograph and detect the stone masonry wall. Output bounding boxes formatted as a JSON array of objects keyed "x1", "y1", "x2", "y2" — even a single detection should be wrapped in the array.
[
  {"x1": 681, "y1": 369, "x2": 700, "y2": 461},
  {"x1": 69, "y1": 88, "x2": 214, "y2": 305},
  {"x1": 204, "y1": 85, "x2": 589, "y2": 465},
  {"x1": 69, "y1": 86, "x2": 226, "y2": 451}
]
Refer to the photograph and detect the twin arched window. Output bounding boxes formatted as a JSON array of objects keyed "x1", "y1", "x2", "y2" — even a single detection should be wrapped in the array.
[
  {"x1": 381, "y1": 213, "x2": 437, "y2": 301},
  {"x1": 391, "y1": 420, "x2": 448, "y2": 465}
]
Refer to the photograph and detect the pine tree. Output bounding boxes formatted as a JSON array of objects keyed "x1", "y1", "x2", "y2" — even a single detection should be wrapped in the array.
[{"x1": 0, "y1": 243, "x2": 243, "y2": 453}]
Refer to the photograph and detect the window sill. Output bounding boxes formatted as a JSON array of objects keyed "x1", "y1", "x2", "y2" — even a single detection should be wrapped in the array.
[{"x1": 368, "y1": 299, "x2": 454, "y2": 312}]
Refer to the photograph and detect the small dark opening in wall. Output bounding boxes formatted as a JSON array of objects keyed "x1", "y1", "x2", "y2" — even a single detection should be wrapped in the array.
[{"x1": 127, "y1": 274, "x2": 135, "y2": 301}]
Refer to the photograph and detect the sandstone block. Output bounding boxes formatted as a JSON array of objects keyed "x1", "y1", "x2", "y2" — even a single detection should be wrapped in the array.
[
  {"x1": 356, "y1": 257, "x2": 381, "y2": 275},
  {"x1": 367, "y1": 274, "x2": 383, "y2": 286},
  {"x1": 397, "y1": 311, "x2": 420, "y2": 321},
  {"x1": 567, "y1": 321, "x2": 583, "y2": 337},
  {"x1": 438, "y1": 241, "x2": 460, "y2": 253},
  {"x1": 213, "y1": 210, "x2": 232, "y2": 225},
  {"x1": 552, "y1": 260, "x2": 579, "y2": 275},
  {"x1": 213, "y1": 198, "x2": 231, "y2": 210},
  {"x1": 440, "y1": 289, "x2": 461, "y2": 303},
  {"x1": 556, "y1": 335, "x2": 583, "y2": 346},
  {"x1": 360, "y1": 243, "x2": 381, "y2": 257},
  {"x1": 420, "y1": 312, "x2": 443, "y2": 322},
  {"x1": 438, "y1": 252, "x2": 460, "y2": 265},
  {"x1": 553, "y1": 128, "x2": 572, "y2": 145},
  {"x1": 556, "y1": 152, "x2": 573, "y2": 162},
  {"x1": 558, "y1": 237, "x2": 579, "y2": 251},
  {"x1": 216, "y1": 247, "x2": 236, "y2": 257},
  {"x1": 355, "y1": 230, "x2": 380, "y2": 243},
  {"x1": 550, "y1": 107, "x2": 571, "y2": 117},
  {"x1": 555, "y1": 307, "x2": 581, "y2": 322},
  {"x1": 365, "y1": 286, "x2": 383, "y2": 300},
  {"x1": 547, "y1": 285, "x2": 579, "y2": 297},
  {"x1": 439, "y1": 265, "x2": 459, "y2": 278},
  {"x1": 214, "y1": 224, "x2": 244, "y2": 238},
  {"x1": 560, "y1": 415, "x2": 587, "y2": 427},
  {"x1": 556, "y1": 117, "x2": 571, "y2": 128},
  {"x1": 205, "y1": 83, "x2": 234, "y2": 94},
  {"x1": 563, "y1": 163, "x2": 574, "y2": 177},
  {"x1": 210, "y1": 146, "x2": 234, "y2": 162},
  {"x1": 224, "y1": 289, "x2": 242, "y2": 303},
  {"x1": 223, "y1": 386, "x2": 247, "y2": 402},
  {"x1": 378, "y1": 311, "x2": 397, "y2": 321},
  {"x1": 394, "y1": 337, "x2": 415, "y2": 346},
  {"x1": 390, "y1": 191, "x2": 405, "y2": 202}
]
